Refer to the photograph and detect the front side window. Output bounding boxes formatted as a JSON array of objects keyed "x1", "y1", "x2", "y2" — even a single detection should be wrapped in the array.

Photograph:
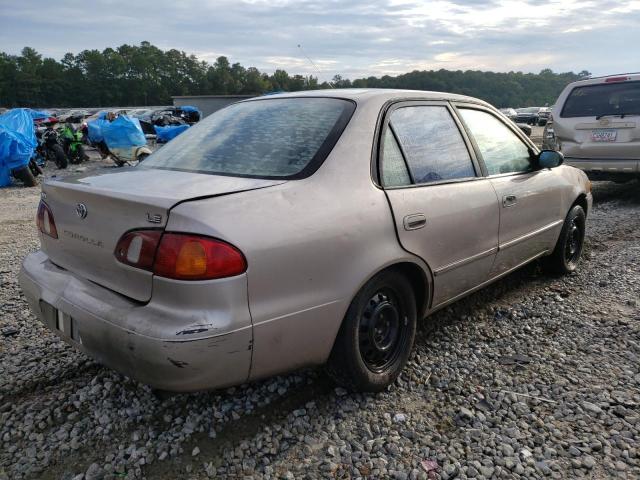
[
  {"x1": 141, "y1": 98, "x2": 355, "y2": 178},
  {"x1": 459, "y1": 109, "x2": 532, "y2": 176},
  {"x1": 389, "y1": 106, "x2": 476, "y2": 184}
]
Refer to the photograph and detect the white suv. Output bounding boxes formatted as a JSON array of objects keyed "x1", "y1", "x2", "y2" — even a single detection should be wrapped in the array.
[{"x1": 546, "y1": 73, "x2": 640, "y2": 181}]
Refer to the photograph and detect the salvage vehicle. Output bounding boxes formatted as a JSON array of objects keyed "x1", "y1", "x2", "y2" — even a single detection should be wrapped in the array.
[
  {"x1": 546, "y1": 73, "x2": 640, "y2": 181},
  {"x1": 20, "y1": 89, "x2": 592, "y2": 392},
  {"x1": 537, "y1": 107, "x2": 552, "y2": 126},
  {"x1": 515, "y1": 107, "x2": 541, "y2": 125},
  {"x1": 499, "y1": 107, "x2": 518, "y2": 120}
]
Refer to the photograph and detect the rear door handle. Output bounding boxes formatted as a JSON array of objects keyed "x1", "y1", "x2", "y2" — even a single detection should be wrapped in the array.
[
  {"x1": 403, "y1": 214, "x2": 427, "y2": 230},
  {"x1": 502, "y1": 195, "x2": 517, "y2": 207}
]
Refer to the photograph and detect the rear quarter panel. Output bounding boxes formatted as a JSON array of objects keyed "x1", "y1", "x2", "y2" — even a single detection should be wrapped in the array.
[{"x1": 166, "y1": 98, "x2": 428, "y2": 381}]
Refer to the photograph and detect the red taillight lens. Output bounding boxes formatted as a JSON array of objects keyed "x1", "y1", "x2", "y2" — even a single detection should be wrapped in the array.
[
  {"x1": 36, "y1": 201, "x2": 58, "y2": 239},
  {"x1": 605, "y1": 76, "x2": 629, "y2": 83},
  {"x1": 153, "y1": 233, "x2": 247, "y2": 280},
  {"x1": 114, "y1": 230, "x2": 162, "y2": 271}
]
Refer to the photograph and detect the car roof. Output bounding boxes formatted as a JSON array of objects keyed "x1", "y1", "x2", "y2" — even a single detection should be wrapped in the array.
[
  {"x1": 243, "y1": 88, "x2": 492, "y2": 108},
  {"x1": 565, "y1": 72, "x2": 640, "y2": 88}
]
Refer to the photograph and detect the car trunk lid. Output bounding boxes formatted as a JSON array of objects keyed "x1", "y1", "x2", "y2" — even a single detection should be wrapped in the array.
[{"x1": 40, "y1": 168, "x2": 285, "y2": 302}]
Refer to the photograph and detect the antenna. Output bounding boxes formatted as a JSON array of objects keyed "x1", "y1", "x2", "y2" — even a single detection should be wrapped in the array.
[{"x1": 297, "y1": 44, "x2": 334, "y2": 88}]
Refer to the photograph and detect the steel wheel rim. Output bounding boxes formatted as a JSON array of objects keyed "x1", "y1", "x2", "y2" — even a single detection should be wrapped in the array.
[
  {"x1": 564, "y1": 218, "x2": 582, "y2": 265},
  {"x1": 359, "y1": 288, "x2": 407, "y2": 373}
]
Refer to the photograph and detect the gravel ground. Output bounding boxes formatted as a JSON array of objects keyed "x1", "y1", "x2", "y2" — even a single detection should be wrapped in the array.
[{"x1": 0, "y1": 150, "x2": 638, "y2": 479}]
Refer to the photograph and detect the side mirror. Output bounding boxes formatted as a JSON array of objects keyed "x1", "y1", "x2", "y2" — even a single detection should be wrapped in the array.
[{"x1": 537, "y1": 150, "x2": 564, "y2": 169}]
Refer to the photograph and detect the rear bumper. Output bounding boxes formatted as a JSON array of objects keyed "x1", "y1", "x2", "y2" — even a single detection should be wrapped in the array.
[
  {"x1": 564, "y1": 157, "x2": 640, "y2": 176},
  {"x1": 19, "y1": 251, "x2": 253, "y2": 392}
]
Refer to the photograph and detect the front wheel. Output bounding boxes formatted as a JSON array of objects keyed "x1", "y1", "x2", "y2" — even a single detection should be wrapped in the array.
[
  {"x1": 326, "y1": 270, "x2": 417, "y2": 392},
  {"x1": 543, "y1": 205, "x2": 586, "y2": 274}
]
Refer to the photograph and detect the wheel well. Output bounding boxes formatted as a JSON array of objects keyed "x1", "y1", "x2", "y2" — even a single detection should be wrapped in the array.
[
  {"x1": 572, "y1": 193, "x2": 588, "y2": 215},
  {"x1": 383, "y1": 262, "x2": 430, "y2": 318}
]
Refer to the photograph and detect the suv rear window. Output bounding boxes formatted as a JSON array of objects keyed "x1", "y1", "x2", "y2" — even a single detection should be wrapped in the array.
[
  {"x1": 561, "y1": 81, "x2": 640, "y2": 118},
  {"x1": 142, "y1": 98, "x2": 355, "y2": 179}
]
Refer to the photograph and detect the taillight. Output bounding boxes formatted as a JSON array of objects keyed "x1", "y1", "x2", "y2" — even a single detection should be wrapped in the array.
[
  {"x1": 605, "y1": 76, "x2": 629, "y2": 83},
  {"x1": 36, "y1": 201, "x2": 58, "y2": 239},
  {"x1": 154, "y1": 233, "x2": 247, "y2": 280},
  {"x1": 114, "y1": 230, "x2": 247, "y2": 280},
  {"x1": 114, "y1": 230, "x2": 162, "y2": 270}
]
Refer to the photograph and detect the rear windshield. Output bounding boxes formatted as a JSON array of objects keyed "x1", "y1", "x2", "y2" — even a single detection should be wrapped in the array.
[
  {"x1": 561, "y1": 81, "x2": 640, "y2": 118},
  {"x1": 141, "y1": 97, "x2": 355, "y2": 179}
]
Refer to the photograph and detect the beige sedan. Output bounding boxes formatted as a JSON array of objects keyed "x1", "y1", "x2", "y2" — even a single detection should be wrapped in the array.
[{"x1": 20, "y1": 89, "x2": 592, "y2": 392}]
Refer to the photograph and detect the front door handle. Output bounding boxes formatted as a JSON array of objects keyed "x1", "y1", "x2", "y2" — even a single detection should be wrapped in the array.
[
  {"x1": 502, "y1": 194, "x2": 517, "y2": 207},
  {"x1": 403, "y1": 214, "x2": 427, "y2": 230}
]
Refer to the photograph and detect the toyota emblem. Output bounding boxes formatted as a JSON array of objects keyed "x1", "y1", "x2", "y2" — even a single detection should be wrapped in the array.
[{"x1": 76, "y1": 203, "x2": 88, "y2": 219}]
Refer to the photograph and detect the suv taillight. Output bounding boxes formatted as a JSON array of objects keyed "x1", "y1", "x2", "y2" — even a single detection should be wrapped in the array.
[
  {"x1": 36, "y1": 201, "x2": 58, "y2": 238},
  {"x1": 114, "y1": 230, "x2": 247, "y2": 280}
]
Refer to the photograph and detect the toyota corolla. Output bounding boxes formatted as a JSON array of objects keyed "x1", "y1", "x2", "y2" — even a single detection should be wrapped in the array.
[{"x1": 20, "y1": 89, "x2": 592, "y2": 392}]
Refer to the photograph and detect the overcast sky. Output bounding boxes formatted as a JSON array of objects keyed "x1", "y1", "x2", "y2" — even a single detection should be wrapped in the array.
[{"x1": 1, "y1": 0, "x2": 638, "y2": 80}]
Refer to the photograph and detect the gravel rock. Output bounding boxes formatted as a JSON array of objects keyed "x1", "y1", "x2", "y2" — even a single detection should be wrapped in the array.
[{"x1": 1, "y1": 167, "x2": 639, "y2": 479}]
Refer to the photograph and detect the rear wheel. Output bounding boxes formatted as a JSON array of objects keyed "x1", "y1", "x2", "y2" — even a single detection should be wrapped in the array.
[
  {"x1": 12, "y1": 166, "x2": 38, "y2": 187},
  {"x1": 52, "y1": 144, "x2": 68, "y2": 169},
  {"x1": 29, "y1": 159, "x2": 44, "y2": 177},
  {"x1": 543, "y1": 205, "x2": 586, "y2": 274},
  {"x1": 326, "y1": 270, "x2": 417, "y2": 392}
]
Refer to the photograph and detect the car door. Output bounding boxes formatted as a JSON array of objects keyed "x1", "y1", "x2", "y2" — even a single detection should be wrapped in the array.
[
  {"x1": 455, "y1": 105, "x2": 565, "y2": 277},
  {"x1": 380, "y1": 102, "x2": 500, "y2": 307}
]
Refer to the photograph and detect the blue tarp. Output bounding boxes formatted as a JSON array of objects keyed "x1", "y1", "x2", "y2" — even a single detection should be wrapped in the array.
[
  {"x1": 0, "y1": 108, "x2": 40, "y2": 187},
  {"x1": 180, "y1": 105, "x2": 199, "y2": 113},
  {"x1": 103, "y1": 116, "x2": 146, "y2": 149},
  {"x1": 88, "y1": 115, "x2": 146, "y2": 149},
  {"x1": 30, "y1": 110, "x2": 53, "y2": 120},
  {"x1": 154, "y1": 124, "x2": 189, "y2": 143},
  {"x1": 87, "y1": 119, "x2": 108, "y2": 143}
]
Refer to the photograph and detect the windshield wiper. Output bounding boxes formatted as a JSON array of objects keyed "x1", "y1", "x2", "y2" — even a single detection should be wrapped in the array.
[{"x1": 595, "y1": 112, "x2": 630, "y2": 120}]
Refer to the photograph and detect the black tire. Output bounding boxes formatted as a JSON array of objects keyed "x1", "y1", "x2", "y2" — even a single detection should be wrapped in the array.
[
  {"x1": 543, "y1": 205, "x2": 586, "y2": 274},
  {"x1": 28, "y1": 160, "x2": 44, "y2": 177},
  {"x1": 52, "y1": 144, "x2": 68, "y2": 169},
  {"x1": 326, "y1": 270, "x2": 417, "y2": 392},
  {"x1": 79, "y1": 144, "x2": 89, "y2": 161},
  {"x1": 12, "y1": 166, "x2": 38, "y2": 187}
]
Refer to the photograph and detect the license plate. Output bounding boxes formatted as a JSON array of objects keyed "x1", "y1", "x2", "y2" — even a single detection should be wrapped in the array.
[{"x1": 591, "y1": 129, "x2": 617, "y2": 142}]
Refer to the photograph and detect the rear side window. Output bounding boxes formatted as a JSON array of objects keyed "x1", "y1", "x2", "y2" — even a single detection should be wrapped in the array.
[
  {"x1": 561, "y1": 81, "x2": 640, "y2": 118},
  {"x1": 389, "y1": 106, "x2": 476, "y2": 184},
  {"x1": 381, "y1": 129, "x2": 411, "y2": 187},
  {"x1": 141, "y1": 98, "x2": 355, "y2": 179}
]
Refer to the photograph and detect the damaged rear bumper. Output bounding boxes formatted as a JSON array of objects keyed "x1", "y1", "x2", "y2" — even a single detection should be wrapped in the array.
[{"x1": 19, "y1": 251, "x2": 253, "y2": 392}]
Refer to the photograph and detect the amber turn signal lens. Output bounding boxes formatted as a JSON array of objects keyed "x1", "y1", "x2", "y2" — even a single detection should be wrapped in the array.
[
  {"x1": 175, "y1": 240, "x2": 207, "y2": 277},
  {"x1": 153, "y1": 233, "x2": 247, "y2": 281}
]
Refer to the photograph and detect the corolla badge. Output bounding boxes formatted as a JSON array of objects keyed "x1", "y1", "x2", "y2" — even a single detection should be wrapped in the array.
[{"x1": 76, "y1": 203, "x2": 88, "y2": 219}]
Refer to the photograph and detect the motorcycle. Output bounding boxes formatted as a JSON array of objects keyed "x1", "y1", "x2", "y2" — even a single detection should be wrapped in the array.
[
  {"x1": 35, "y1": 125, "x2": 68, "y2": 169},
  {"x1": 88, "y1": 115, "x2": 152, "y2": 167},
  {"x1": 60, "y1": 123, "x2": 89, "y2": 164}
]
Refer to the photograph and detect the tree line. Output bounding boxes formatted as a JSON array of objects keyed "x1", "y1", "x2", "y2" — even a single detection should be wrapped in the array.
[{"x1": 0, "y1": 42, "x2": 590, "y2": 109}]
